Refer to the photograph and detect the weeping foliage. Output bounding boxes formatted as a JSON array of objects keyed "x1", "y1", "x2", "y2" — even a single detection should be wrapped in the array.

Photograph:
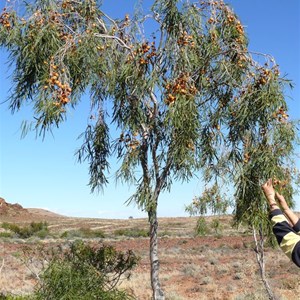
[{"x1": 1, "y1": 0, "x2": 298, "y2": 234}]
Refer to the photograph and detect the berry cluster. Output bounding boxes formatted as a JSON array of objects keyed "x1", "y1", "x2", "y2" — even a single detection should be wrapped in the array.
[
  {"x1": 164, "y1": 73, "x2": 197, "y2": 105},
  {"x1": 273, "y1": 106, "x2": 289, "y2": 123},
  {"x1": 44, "y1": 64, "x2": 72, "y2": 107},
  {"x1": 177, "y1": 31, "x2": 195, "y2": 48},
  {"x1": 127, "y1": 41, "x2": 157, "y2": 65},
  {"x1": 0, "y1": 9, "x2": 13, "y2": 30}
]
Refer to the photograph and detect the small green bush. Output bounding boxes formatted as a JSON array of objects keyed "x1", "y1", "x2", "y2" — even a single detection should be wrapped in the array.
[
  {"x1": 34, "y1": 240, "x2": 138, "y2": 300},
  {"x1": 1, "y1": 222, "x2": 48, "y2": 239},
  {"x1": 78, "y1": 227, "x2": 105, "y2": 238},
  {"x1": 195, "y1": 217, "x2": 209, "y2": 236},
  {"x1": 60, "y1": 227, "x2": 105, "y2": 239},
  {"x1": 0, "y1": 232, "x2": 13, "y2": 238},
  {"x1": 211, "y1": 219, "x2": 223, "y2": 235},
  {"x1": 35, "y1": 229, "x2": 49, "y2": 239},
  {"x1": 60, "y1": 230, "x2": 71, "y2": 238},
  {"x1": 114, "y1": 227, "x2": 149, "y2": 238}
]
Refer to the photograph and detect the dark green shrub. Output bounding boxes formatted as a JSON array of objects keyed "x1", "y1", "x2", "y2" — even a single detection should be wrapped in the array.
[
  {"x1": 1, "y1": 222, "x2": 48, "y2": 239},
  {"x1": 195, "y1": 217, "x2": 209, "y2": 236},
  {"x1": 60, "y1": 230, "x2": 70, "y2": 238},
  {"x1": 34, "y1": 240, "x2": 138, "y2": 300},
  {"x1": 60, "y1": 227, "x2": 105, "y2": 239},
  {"x1": 35, "y1": 229, "x2": 49, "y2": 239},
  {"x1": 114, "y1": 228, "x2": 149, "y2": 238},
  {"x1": 0, "y1": 232, "x2": 13, "y2": 238},
  {"x1": 59, "y1": 229, "x2": 84, "y2": 239},
  {"x1": 211, "y1": 219, "x2": 223, "y2": 235},
  {"x1": 78, "y1": 227, "x2": 105, "y2": 238}
]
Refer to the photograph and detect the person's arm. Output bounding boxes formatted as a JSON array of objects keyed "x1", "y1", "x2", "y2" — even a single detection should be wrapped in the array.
[
  {"x1": 261, "y1": 179, "x2": 280, "y2": 211},
  {"x1": 262, "y1": 179, "x2": 300, "y2": 267},
  {"x1": 270, "y1": 209, "x2": 300, "y2": 267},
  {"x1": 276, "y1": 192, "x2": 300, "y2": 230}
]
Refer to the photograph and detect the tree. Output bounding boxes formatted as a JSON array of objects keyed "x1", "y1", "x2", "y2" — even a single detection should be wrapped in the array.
[{"x1": 0, "y1": 0, "x2": 298, "y2": 299}]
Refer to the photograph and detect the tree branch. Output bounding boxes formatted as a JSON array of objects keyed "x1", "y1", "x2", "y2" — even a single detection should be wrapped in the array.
[
  {"x1": 93, "y1": 33, "x2": 132, "y2": 50},
  {"x1": 149, "y1": 91, "x2": 160, "y2": 182}
]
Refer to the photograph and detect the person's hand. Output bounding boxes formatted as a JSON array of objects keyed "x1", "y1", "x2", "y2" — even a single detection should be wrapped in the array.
[
  {"x1": 261, "y1": 179, "x2": 276, "y2": 205},
  {"x1": 276, "y1": 192, "x2": 289, "y2": 211}
]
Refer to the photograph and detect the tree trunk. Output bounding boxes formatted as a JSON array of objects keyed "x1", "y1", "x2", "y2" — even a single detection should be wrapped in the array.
[
  {"x1": 148, "y1": 206, "x2": 165, "y2": 300},
  {"x1": 252, "y1": 226, "x2": 277, "y2": 300}
]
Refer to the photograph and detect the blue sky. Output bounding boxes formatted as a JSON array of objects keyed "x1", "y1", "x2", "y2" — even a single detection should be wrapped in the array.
[{"x1": 0, "y1": 0, "x2": 299, "y2": 218}]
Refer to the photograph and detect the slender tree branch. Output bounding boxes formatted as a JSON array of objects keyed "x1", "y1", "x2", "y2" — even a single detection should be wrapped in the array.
[
  {"x1": 149, "y1": 91, "x2": 160, "y2": 182},
  {"x1": 93, "y1": 33, "x2": 132, "y2": 50}
]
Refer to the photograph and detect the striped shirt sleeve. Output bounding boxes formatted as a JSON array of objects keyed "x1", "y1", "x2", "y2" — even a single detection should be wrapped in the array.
[
  {"x1": 292, "y1": 219, "x2": 300, "y2": 234},
  {"x1": 270, "y1": 209, "x2": 300, "y2": 267}
]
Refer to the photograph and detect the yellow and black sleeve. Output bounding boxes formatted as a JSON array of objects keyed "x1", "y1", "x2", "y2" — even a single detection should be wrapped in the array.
[{"x1": 270, "y1": 209, "x2": 300, "y2": 267}]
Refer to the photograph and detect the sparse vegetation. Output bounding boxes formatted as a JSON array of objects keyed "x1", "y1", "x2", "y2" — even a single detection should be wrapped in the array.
[
  {"x1": 60, "y1": 227, "x2": 105, "y2": 239},
  {"x1": 1, "y1": 0, "x2": 298, "y2": 298},
  {"x1": 0, "y1": 215, "x2": 299, "y2": 299},
  {"x1": 210, "y1": 219, "x2": 223, "y2": 235},
  {"x1": 1, "y1": 222, "x2": 48, "y2": 239},
  {"x1": 0, "y1": 232, "x2": 13, "y2": 238},
  {"x1": 114, "y1": 228, "x2": 149, "y2": 238}
]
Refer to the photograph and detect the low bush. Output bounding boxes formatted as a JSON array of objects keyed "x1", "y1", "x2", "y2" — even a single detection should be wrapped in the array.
[
  {"x1": 78, "y1": 227, "x2": 105, "y2": 238},
  {"x1": 114, "y1": 227, "x2": 149, "y2": 238},
  {"x1": 60, "y1": 227, "x2": 105, "y2": 239},
  {"x1": 1, "y1": 222, "x2": 49, "y2": 239},
  {"x1": 34, "y1": 240, "x2": 138, "y2": 300},
  {"x1": 0, "y1": 232, "x2": 13, "y2": 238},
  {"x1": 211, "y1": 219, "x2": 223, "y2": 235},
  {"x1": 195, "y1": 217, "x2": 209, "y2": 236}
]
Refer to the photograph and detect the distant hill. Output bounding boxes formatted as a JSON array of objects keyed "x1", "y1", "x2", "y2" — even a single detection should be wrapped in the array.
[
  {"x1": 0, "y1": 197, "x2": 64, "y2": 223},
  {"x1": 0, "y1": 197, "x2": 28, "y2": 216},
  {"x1": 27, "y1": 207, "x2": 65, "y2": 219}
]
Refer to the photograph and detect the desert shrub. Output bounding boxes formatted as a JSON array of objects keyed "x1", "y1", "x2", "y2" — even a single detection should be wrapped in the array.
[
  {"x1": 34, "y1": 240, "x2": 138, "y2": 300},
  {"x1": 195, "y1": 217, "x2": 209, "y2": 236},
  {"x1": 60, "y1": 227, "x2": 105, "y2": 239},
  {"x1": 35, "y1": 229, "x2": 49, "y2": 239},
  {"x1": 210, "y1": 219, "x2": 223, "y2": 235},
  {"x1": 1, "y1": 222, "x2": 48, "y2": 239},
  {"x1": 0, "y1": 232, "x2": 13, "y2": 238},
  {"x1": 114, "y1": 228, "x2": 149, "y2": 238},
  {"x1": 78, "y1": 227, "x2": 105, "y2": 238},
  {"x1": 1, "y1": 222, "x2": 20, "y2": 233},
  {"x1": 60, "y1": 230, "x2": 73, "y2": 239}
]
